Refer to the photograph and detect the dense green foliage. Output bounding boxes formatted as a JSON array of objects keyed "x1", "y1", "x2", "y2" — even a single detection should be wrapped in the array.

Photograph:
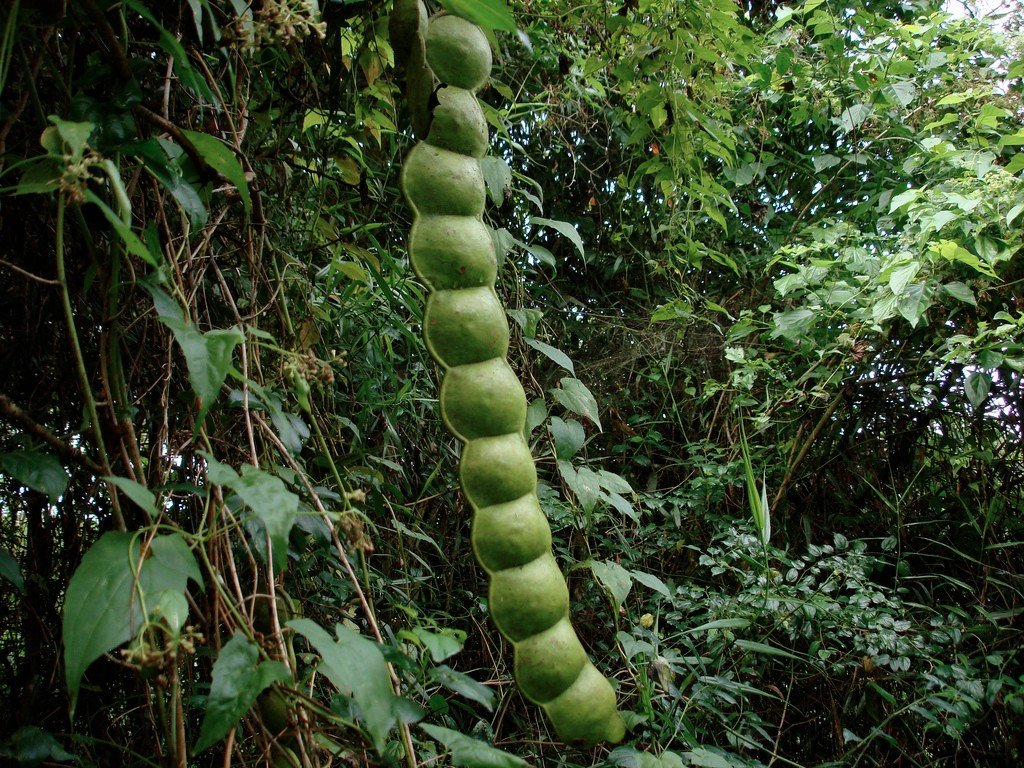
[{"x1": 0, "y1": 0, "x2": 1021, "y2": 767}]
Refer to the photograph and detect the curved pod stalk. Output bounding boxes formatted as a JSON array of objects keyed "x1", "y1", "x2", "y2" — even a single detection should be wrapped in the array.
[{"x1": 394, "y1": 0, "x2": 625, "y2": 747}]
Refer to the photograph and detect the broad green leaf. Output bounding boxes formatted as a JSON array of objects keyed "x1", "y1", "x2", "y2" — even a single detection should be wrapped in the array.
[
  {"x1": 63, "y1": 531, "x2": 201, "y2": 714},
  {"x1": 964, "y1": 370, "x2": 991, "y2": 409},
  {"x1": 429, "y1": 665, "x2": 496, "y2": 712},
  {"x1": 897, "y1": 283, "x2": 930, "y2": 327},
  {"x1": 201, "y1": 451, "x2": 240, "y2": 486},
  {"x1": 888, "y1": 188, "x2": 919, "y2": 213},
  {"x1": 411, "y1": 627, "x2": 463, "y2": 663},
  {"x1": 591, "y1": 559, "x2": 632, "y2": 610},
  {"x1": 596, "y1": 469, "x2": 633, "y2": 495},
  {"x1": 811, "y1": 154, "x2": 840, "y2": 172},
  {"x1": 771, "y1": 308, "x2": 817, "y2": 341},
  {"x1": 0, "y1": 548, "x2": 25, "y2": 593},
  {"x1": 181, "y1": 129, "x2": 252, "y2": 219},
  {"x1": 558, "y1": 461, "x2": 599, "y2": 514},
  {"x1": 524, "y1": 337, "x2": 575, "y2": 375},
  {"x1": 63, "y1": 532, "x2": 141, "y2": 712},
  {"x1": 148, "y1": 589, "x2": 190, "y2": 635},
  {"x1": 105, "y1": 476, "x2": 159, "y2": 517},
  {"x1": 549, "y1": 416, "x2": 585, "y2": 460},
  {"x1": 882, "y1": 80, "x2": 917, "y2": 107},
  {"x1": 887, "y1": 261, "x2": 919, "y2": 295},
  {"x1": 0, "y1": 451, "x2": 68, "y2": 500},
  {"x1": 480, "y1": 156, "x2": 511, "y2": 207},
  {"x1": 603, "y1": 490, "x2": 639, "y2": 522},
  {"x1": 531, "y1": 216, "x2": 586, "y2": 261},
  {"x1": 229, "y1": 466, "x2": 298, "y2": 573},
  {"x1": 837, "y1": 103, "x2": 871, "y2": 133},
  {"x1": 440, "y1": 0, "x2": 517, "y2": 31},
  {"x1": 550, "y1": 377, "x2": 601, "y2": 430},
  {"x1": 290, "y1": 619, "x2": 422, "y2": 753},
  {"x1": 127, "y1": 136, "x2": 208, "y2": 227},
  {"x1": 194, "y1": 632, "x2": 290, "y2": 752},
  {"x1": 141, "y1": 533, "x2": 204, "y2": 597},
  {"x1": 931, "y1": 240, "x2": 997, "y2": 278},
  {"x1": 420, "y1": 723, "x2": 530, "y2": 768},
  {"x1": 147, "y1": 284, "x2": 243, "y2": 424},
  {"x1": 629, "y1": 569, "x2": 671, "y2": 599}
]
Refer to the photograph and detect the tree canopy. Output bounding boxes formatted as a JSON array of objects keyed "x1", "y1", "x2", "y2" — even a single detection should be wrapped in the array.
[{"x1": 1, "y1": 0, "x2": 1021, "y2": 766}]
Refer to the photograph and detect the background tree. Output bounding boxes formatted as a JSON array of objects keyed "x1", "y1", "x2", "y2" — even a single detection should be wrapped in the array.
[{"x1": 0, "y1": 0, "x2": 1021, "y2": 766}]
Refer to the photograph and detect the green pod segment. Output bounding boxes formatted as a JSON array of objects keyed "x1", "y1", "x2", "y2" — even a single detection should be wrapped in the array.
[
  {"x1": 542, "y1": 662, "x2": 626, "y2": 747},
  {"x1": 471, "y1": 493, "x2": 551, "y2": 573},
  {"x1": 409, "y1": 215, "x2": 497, "y2": 290},
  {"x1": 426, "y1": 86, "x2": 490, "y2": 158},
  {"x1": 402, "y1": 142, "x2": 486, "y2": 217},
  {"x1": 441, "y1": 358, "x2": 526, "y2": 441},
  {"x1": 460, "y1": 432, "x2": 536, "y2": 509},
  {"x1": 389, "y1": 0, "x2": 427, "y2": 69},
  {"x1": 514, "y1": 616, "x2": 588, "y2": 704},
  {"x1": 489, "y1": 552, "x2": 569, "y2": 643},
  {"x1": 423, "y1": 287, "x2": 509, "y2": 368},
  {"x1": 425, "y1": 14, "x2": 492, "y2": 92}
]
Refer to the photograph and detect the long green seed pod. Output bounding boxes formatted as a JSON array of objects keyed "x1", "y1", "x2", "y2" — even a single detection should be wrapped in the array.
[{"x1": 394, "y1": 2, "x2": 625, "y2": 747}]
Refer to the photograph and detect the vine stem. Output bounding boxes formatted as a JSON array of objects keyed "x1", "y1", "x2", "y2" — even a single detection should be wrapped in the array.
[
  {"x1": 255, "y1": 415, "x2": 418, "y2": 768},
  {"x1": 56, "y1": 193, "x2": 125, "y2": 531}
]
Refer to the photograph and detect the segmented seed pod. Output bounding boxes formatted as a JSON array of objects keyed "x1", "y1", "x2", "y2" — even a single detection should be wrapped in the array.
[{"x1": 394, "y1": 2, "x2": 625, "y2": 747}]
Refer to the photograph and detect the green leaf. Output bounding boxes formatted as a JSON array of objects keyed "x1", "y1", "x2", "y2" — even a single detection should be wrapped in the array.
[
  {"x1": 194, "y1": 632, "x2": 291, "y2": 752},
  {"x1": 964, "y1": 370, "x2": 991, "y2": 409},
  {"x1": 180, "y1": 129, "x2": 252, "y2": 220},
  {"x1": 591, "y1": 559, "x2": 632, "y2": 610},
  {"x1": 683, "y1": 618, "x2": 751, "y2": 635},
  {"x1": 837, "y1": 103, "x2": 871, "y2": 133},
  {"x1": 524, "y1": 337, "x2": 575, "y2": 375},
  {"x1": 0, "y1": 451, "x2": 68, "y2": 501},
  {"x1": 771, "y1": 307, "x2": 816, "y2": 341},
  {"x1": 629, "y1": 569, "x2": 671, "y2": 599},
  {"x1": 411, "y1": 627, "x2": 463, "y2": 663},
  {"x1": 289, "y1": 619, "x2": 422, "y2": 753},
  {"x1": 429, "y1": 665, "x2": 496, "y2": 712},
  {"x1": 147, "y1": 284, "x2": 243, "y2": 424},
  {"x1": 558, "y1": 461, "x2": 599, "y2": 514},
  {"x1": 549, "y1": 416, "x2": 586, "y2": 460},
  {"x1": 63, "y1": 531, "x2": 202, "y2": 714},
  {"x1": 480, "y1": 156, "x2": 511, "y2": 207},
  {"x1": 83, "y1": 190, "x2": 160, "y2": 266},
  {"x1": 7, "y1": 726, "x2": 78, "y2": 768},
  {"x1": 887, "y1": 261, "x2": 919, "y2": 295},
  {"x1": 0, "y1": 548, "x2": 25, "y2": 593},
  {"x1": 531, "y1": 216, "x2": 586, "y2": 262},
  {"x1": 734, "y1": 639, "x2": 804, "y2": 662},
  {"x1": 105, "y1": 476, "x2": 159, "y2": 517},
  {"x1": 549, "y1": 377, "x2": 601, "y2": 430},
  {"x1": 897, "y1": 283, "x2": 930, "y2": 327},
  {"x1": 419, "y1": 723, "x2": 530, "y2": 768},
  {"x1": 229, "y1": 466, "x2": 298, "y2": 573},
  {"x1": 440, "y1": 0, "x2": 517, "y2": 32}
]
